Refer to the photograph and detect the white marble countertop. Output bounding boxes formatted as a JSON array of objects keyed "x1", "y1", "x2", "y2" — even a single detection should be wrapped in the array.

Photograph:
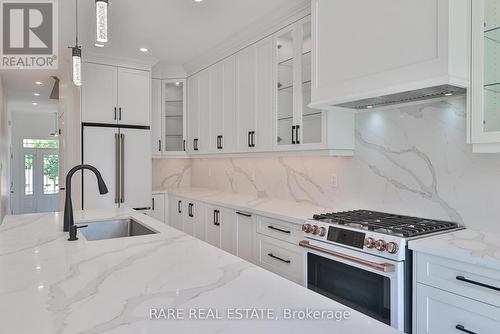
[
  {"x1": 408, "y1": 229, "x2": 500, "y2": 271},
  {"x1": 153, "y1": 187, "x2": 326, "y2": 224},
  {"x1": 0, "y1": 209, "x2": 401, "y2": 334}
]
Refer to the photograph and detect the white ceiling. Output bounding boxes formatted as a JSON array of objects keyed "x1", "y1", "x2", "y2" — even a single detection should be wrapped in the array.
[
  {"x1": 60, "y1": 0, "x2": 292, "y2": 65},
  {"x1": 3, "y1": 0, "x2": 298, "y2": 110}
]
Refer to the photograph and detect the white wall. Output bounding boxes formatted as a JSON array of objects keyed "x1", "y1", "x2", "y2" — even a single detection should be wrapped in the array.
[{"x1": 0, "y1": 76, "x2": 10, "y2": 222}]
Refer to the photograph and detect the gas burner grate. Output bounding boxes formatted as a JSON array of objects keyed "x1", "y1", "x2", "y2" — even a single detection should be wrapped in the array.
[{"x1": 313, "y1": 210, "x2": 460, "y2": 237}]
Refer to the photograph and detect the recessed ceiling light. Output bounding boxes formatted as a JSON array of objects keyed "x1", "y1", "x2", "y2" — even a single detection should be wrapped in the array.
[
  {"x1": 35, "y1": 81, "x2": 42, "y2": 85},
  {"x1": 32, "y1": 102, "x2": 38, "y2": 106},
  {"x1": 95, "y1": 43, "x2": 105, "y2": 48},
  {"x1": 140, "y1": 47, "x2": 148, "y2": 52},
  {"x1": 175, "y1": 82, "x2": 180, "y2": 86},
  {"x1": 195, "y1": 0, "x2": 203, "y2": 2},
  {"x1": 366, "y1": 105, "x2": 373, "y2": 109},
  {"x1": 34, "y1": 93, "x2": 40, "y2": 96},
  {"x1": 444, "y1": 92, "x2": 453, "y2": 96}
]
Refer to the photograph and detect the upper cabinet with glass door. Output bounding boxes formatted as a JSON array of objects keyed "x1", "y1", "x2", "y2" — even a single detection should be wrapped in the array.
[
  {"x1": 151, "y1": 78, "x2": 187, "y2": 156},
  {"x1": 275, "y1": 17, "x2": 354, "y2": 154},
  {"x1": 470, "y1": 0, "x2": 500, "y2": 152}
]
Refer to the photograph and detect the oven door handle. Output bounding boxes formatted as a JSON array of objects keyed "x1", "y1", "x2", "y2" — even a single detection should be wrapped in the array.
[{"x1": 299, "y1": 240, "x2": 396, "y2": 273}]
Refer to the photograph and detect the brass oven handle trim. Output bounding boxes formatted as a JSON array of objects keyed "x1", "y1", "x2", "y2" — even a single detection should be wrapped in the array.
[
  {"x1": 299, "y1": 240, "x2": 395, "y2": 273},
  {"x1": 120, "y1": 133, "x2": 125, "y2": 203},
  {"x1": 114, "y1": 133, "x2": 120, "y2": 204}
]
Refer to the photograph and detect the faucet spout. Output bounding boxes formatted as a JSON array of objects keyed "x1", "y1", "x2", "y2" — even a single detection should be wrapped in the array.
[{"x1": 64, "y1": 164, "x2": 108, "y2": 239}]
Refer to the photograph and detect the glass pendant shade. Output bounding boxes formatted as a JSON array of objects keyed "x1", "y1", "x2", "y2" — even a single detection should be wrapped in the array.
[
  {"x1": 72, "y1": 47, "x2": 82, "y2": 86},
  {"x1": 95, "y1": 0, "x2": 109, "y2": 46}
]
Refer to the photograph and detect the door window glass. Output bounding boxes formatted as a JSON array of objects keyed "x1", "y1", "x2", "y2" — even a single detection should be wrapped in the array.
[
  {"x1": 24, "y1": 154, "x2": 33, "y2": 195},
  {"x1": 43, "y1": 154, "x2": 59, "y2": 194},
  {"x1": 23, "y1": 139, "x2": 59, "y2": 149}
]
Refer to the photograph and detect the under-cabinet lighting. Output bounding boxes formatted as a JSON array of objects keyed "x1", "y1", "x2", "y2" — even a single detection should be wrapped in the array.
[
  {"x1": 444, "y1": 92, "x2": 453, "y2": 96},
  {"x1": 95, "y1": 0, "x2": 109, "y2": 46}
]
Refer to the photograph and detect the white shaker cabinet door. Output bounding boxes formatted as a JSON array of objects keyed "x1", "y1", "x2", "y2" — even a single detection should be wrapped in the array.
[
  {"x1": 235, "y1": 46, "x2": 256, "y2": 152},
  {"x1": 220, "y1": 208, "x2": 237, "y2": 256},
  {"x1": 151, "y1": 79, "x2": 163, "y2": 154},
  {"x1": 82, "y1": 126, "x2": 118, "y2": 210},
  {"x1": 150, "y1": 194, "x2": 165, "y2": 223},
  {"x1": 254, "y1": 36, "x2": 274, "y2": 151},
  {"x1": 117, "y1": 67, "x2": 151, "y2": 126},
  {"x1": 81, "y1": 63, "x2": 118, "y2": 124},
  {"x1": 120, "y1": 128, "x2": 151, "y2": 210}
]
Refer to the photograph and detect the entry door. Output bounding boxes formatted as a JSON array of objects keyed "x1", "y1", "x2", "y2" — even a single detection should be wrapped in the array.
[{"x1": 19, "y1": 148, "x2": 60, "y2": 213}]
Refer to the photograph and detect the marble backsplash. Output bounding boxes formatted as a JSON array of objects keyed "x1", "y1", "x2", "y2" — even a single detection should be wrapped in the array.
[{"x1": 154, "y1": 96, "x2": 500, "y2": 233}]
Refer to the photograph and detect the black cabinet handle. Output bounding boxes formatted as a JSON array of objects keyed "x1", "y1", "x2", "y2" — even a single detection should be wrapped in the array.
[
  {"x1": 292, "y1": 125, "x2": 296, "y2": 144},
  {"x1": 188, "y1": 203, "x2": 194, "y2": 217},
  {"x1": 217, "y1": 135, "x2": 223, "y2": 150},
  {"x1": 114, "y1": 107, "x2": 117, "y2": 120},
  {"x1": 158, "y1": 140, "x2": 161, "y2": 152},
  {"x1": 267, "y1": 225, "x2": 291, "y2": 234},
  {"x1": 194, "y1": 139, "x2": 199, "y2": 151},
  {"x1": 455, "y1": 325, "x2": 477, "y2": 334},
  {"x1": 236, "y1": 211, "x2": 252, "y2": 217},
  {"x1": 178, "y1": 200, "x2": 182, "y2": 213},
  {"x1": 251, "y1": 131, "x2": 255, "y2": 147},
  {"x1": 456, "y1": 275, "x2": 500, "y2": 292},
  {"x1": 183, "y1": 140, "x2": 186, "y2": 151},
  {"x1": 295, "y1": 125, "x2": 300, "y2": 144},
  {"x1": 214, "y1": 210, "x2": 220, "y2": 226},
  {"x1": 267, "y1": 253, "x2": 291, "y2": 264},
  {"x1": 119, "y1": 107, "x2": 122, "y2": 121},
  {"x1": 248, "y1": 131, "x2": 252, "y2": 148},
  {"x1": 133, "y1": 207, "x2": 151, "y2": 211},
  {"x1": 152, "y1": 198, "x2": 155, "y2": 211}
]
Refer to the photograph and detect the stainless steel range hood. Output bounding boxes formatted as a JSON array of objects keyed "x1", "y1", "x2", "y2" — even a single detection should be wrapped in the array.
[{"x1": 334, "y1": 85, "x2": 466, "y2": 110}]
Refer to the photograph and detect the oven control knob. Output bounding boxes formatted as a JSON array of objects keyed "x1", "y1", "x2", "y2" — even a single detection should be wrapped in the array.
[
  {"x1": 375, "y1": 240, "x2": 386, "y2": 251},
  {"x1": 364, "y1": 237, "x2": 375, "y2": 248},
  {"x1": 311, "y1": 225, "x2": 319, "y2": 234},
  {"x1": 386, "y1": 242, "x2": 399, "y2": 254},
  {"x1": 317, "y1": 227, "x2": 327, "y2": 237},
  {"x1": 302, "y1": 224, "x2": 312, "y2": 233}
]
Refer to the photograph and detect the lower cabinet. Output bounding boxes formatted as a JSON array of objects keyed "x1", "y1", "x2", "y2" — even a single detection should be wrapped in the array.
[
  {"x1": 415, "y1": 284, "x2": 500, "y2": 334},
  {"x1": 148, "y1": 193, "x2": 166, "y2": 223},
  {"x1": 255, "y1": 233, "x2": 304, "y2": 285},
  {"x1": 167, "y1": 195, "x2": 305, "y2": 285},
  {"x1": 414, "y1": 252, "x2": 500, "y2": 334}
]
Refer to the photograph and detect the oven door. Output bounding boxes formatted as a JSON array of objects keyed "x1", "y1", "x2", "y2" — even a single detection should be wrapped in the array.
[{"x1": 300, "y1": 239, "x2": 405, "y2": 331}]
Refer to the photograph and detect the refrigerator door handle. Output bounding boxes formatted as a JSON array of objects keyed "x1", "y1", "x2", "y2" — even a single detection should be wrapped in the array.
[
  {"x1": 120, "y1": 133, "x2": 125, "y2": 203},
  {"x1": 114, "y1": 133, "x2": 120, "y2": 204}
]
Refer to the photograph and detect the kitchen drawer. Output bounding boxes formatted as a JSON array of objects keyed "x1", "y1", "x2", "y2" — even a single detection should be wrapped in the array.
[
  {"x1": 416, "y1": 252, "x2": 500, "y2": 308},
  {"x1": 415, "y1": 283, "x2": 500, "y2": 334},
  {"x1": 256, "y1": 215, "x2": 304, "y2": 244},
  {"x1": 256, "y1": 234, "x2": 304, "y2": 285}
]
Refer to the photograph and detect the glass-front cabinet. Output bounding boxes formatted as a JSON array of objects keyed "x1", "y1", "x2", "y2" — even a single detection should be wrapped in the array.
[
  {"x1": 471, "y1": 0, "x2": 500, "y2": 152},
  {"x1": 275, "y1": 17, "x2": 324, "y2": 150},
  {"x1": 152, "y1": 78, "x2": 187, "y2": 155}
]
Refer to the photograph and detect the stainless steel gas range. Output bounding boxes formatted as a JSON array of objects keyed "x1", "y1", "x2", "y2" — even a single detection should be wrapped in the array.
[{"x1": 299, "y1": 210, "x2": 463, "y2": 333}]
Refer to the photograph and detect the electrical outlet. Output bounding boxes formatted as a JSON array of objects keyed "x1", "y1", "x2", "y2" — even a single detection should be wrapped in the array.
[{"x1": 331, "y1": 175, "x2": 338, "y2": 188}]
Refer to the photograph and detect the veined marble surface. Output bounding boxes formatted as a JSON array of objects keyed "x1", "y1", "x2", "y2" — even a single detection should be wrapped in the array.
[
  {"x1": 408, "y1": 229, "x2": 500, "y2": 271},
  {"x1": 154, "y1": 96, "x2": 500, "y2": 233},
  {"x1": 0, "y1": 209, "x2": 401, "y2": 334},
  {"x1": 154, "y1": 187, "x2": 325, "y2": 224}
]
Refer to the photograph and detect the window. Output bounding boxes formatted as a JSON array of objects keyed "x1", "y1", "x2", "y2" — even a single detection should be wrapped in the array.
[
  {"x1": 43, "y1": 154, "x2": 59, "y2": 194},
  {"x1": 24, "y1": 154, "x2": 33, "y2": 195},
  {"x1": 23, "y1": 139, "x2": 59, "y2": 149}
]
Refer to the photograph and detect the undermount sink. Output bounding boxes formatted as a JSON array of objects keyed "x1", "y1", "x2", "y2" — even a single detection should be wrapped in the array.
[{"x1": 80, "y1": 218, "x2": 158, "y2": 241}]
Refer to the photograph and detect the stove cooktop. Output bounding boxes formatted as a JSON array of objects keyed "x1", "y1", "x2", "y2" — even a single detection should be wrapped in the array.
[{"x1": 312, "y1": 210, "x2": 460, "y2": 238}]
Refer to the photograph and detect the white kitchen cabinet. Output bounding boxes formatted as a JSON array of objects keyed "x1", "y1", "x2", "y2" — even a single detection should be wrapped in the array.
[
  {"x1": 187, "y1": 73, "x2": 200, "y2": 153},
  {"x1": 187, "y1": 69, "x2": 210, "y2": 154},
  {"x1": 469, "y1": 0, "x2": 500, "y2": 152},
  {"x1": 235, "y1": 211, "x2": 256, "y2": 263},
  {"x1": 413, "y1": 251, "x2": 500, "y2": 334},
  {"x1": 183, "y1": 200, "x2": 206, "y2": 240},
  {"x1": 310, "y1": 0, "x2": 470, "y2": 110},
  {"x1": 169, "y1": 196, "x2": 185, "y2": 231},
  {"x1": 120, "y1": 128, "x2": 151, "y2": 210},
  {"x1": 81, "y1": 63, "x2": 117, "y2": 124},
  {"x1": 209, "y1": 56, "x2": 237, "y2": 153},
  {"x1": 117, "y1": 67, "x2": 151, "y2": 126},
  {"x1": 152, "y1": 79, "x2": 187, "y2": 155},
  {"x1": 220, "y1": 208, "x2": 237, "y2": 255},
  {"x1": 235, "y1": 36, "x2": 274, "y2": 152},
  {"x1": 149, "y1": 193, "x2": 166, "y2": 223},
  {"x1": 415, "y1": 284, "x2": 500, "y2": 334},
  {"x1": 82, "y1": 62, "x2": 151, "y2": 126},
  {"x1": 205, "y1": 206, "x2": 221, "y2": 248}
]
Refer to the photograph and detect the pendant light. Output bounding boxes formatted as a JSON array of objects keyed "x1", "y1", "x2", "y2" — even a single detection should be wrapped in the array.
[
  {"x1": 95, "y1": 0, "x2": 109, "y2": 46},
  {"x1": 69, "y1": 0, "x2": 82, "y2": 86}
]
